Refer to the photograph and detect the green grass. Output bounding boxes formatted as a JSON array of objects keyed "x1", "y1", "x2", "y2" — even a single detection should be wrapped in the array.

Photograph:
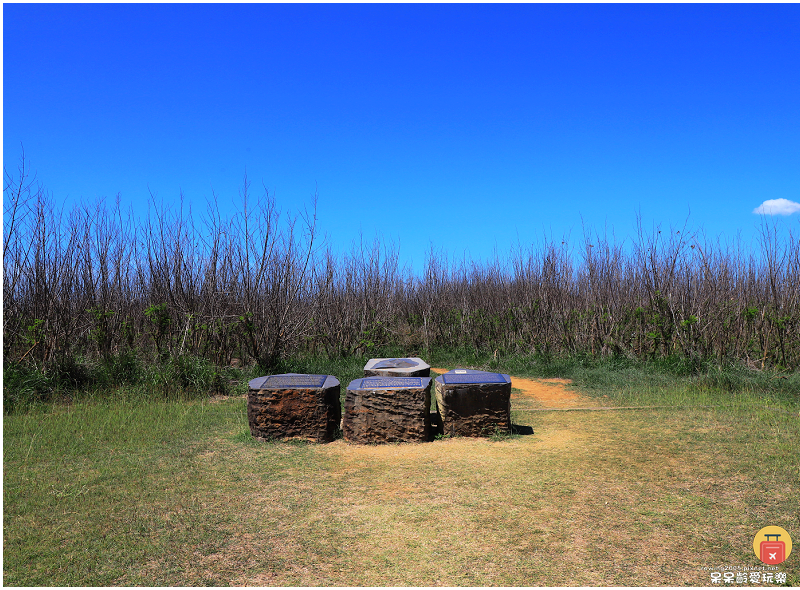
[
  {"x1": 3, "y1": 350, "x2": 379, "y2": 416},
  {"x1": 4, "y1": 352, "x2": 800, "y2": 586},
  {"x1": 2, "y1": 351, "x2": 246, "y2": 415}
]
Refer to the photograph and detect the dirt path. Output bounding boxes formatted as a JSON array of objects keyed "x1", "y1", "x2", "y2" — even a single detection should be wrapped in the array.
[
  {"x1": 317, "y1": 369, "x2": 596, "y2": 462},
  {"x1": 430, "y1": 368, "x2": 593, "y2": 408}
]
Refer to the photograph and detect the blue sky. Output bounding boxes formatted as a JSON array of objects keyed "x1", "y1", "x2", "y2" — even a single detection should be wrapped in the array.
[{"x1": 4, "y1": 3, "x2": 799, "y2": 273}]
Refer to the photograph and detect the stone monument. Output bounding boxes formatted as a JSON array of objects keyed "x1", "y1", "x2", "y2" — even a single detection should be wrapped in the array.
[
  {"x1": 343, "y1": 376, "x2": 432, "y2": 443},
  {"x1": 434, "y1": 369, "x2": 512, "y2": 437},
  {"x1": 247, "y1": 373, "x2": 341, "y2": 443},
  {"x1": 363, "y1": 357, "x2": 431, "y2": 377}
]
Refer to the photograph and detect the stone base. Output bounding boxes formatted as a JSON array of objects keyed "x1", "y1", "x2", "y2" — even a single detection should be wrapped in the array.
[
  {"x1": 248, "y1": 374, "x2": 341, "y2": 443},
  {"x1": 363, "y1": 357, "x2": 431, "y2": 378},
  {"x1": 434, "y1": 369, "x2": 511, "y2": 437},
  {"x1": 343, "y1": 376, "x2": 432, "y2": 443}
]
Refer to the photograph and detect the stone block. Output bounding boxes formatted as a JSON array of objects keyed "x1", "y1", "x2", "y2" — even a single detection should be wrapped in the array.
[
  {"x1": 343, "y1": 376, "x2": 432, "y2": 443},
  {"x1": 247, "y1": 373, "x2": 341, "y2": 443},
  {"x1": 364, "y1": 357, "x2": 431, "y2": 377},
  {"x1": 434, "y1": 369, "x2": 511, "y2": 437}
]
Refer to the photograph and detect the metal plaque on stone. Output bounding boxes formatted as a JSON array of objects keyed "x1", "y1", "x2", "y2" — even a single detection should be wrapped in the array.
[
  {"x1": 358, "y1": 377, "x2": 424, "y2": 389},
  {"x1": 372, "y1": 358, "x2": 419, "y2": 369},
  {"x1": 441, "y1": 372, "x2": 507, "y2": 385},
  {"x1": 250, "y1": 374, "x2": 328, "y2": 389}
]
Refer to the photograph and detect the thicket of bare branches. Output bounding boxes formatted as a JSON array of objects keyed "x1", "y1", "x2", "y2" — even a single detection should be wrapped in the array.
[{"x1": 4, "y1": 157, "x2": 799, "y2": 373}]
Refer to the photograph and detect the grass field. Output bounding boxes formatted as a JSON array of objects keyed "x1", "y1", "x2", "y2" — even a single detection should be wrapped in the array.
[{"x1": 4, "y1": 356, "x2": 799, "y2": 586}]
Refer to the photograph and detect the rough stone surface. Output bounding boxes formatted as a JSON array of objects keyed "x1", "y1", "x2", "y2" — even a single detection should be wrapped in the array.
[
  {"x1": 247, "y1": 374, "x2": 341, "y2": 443},
  {"x1": 363, "y1": 357, "x2": 431, "y2": 377},
  {"x1": 343, "y1": 376, "x2": 432, "y2": 443},
  {"x1": 434, "y1": 369, "x2": 511, "y2": 437}
]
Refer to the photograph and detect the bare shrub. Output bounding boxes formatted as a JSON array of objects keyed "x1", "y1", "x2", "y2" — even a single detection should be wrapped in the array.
[{"x1": 4, "y1": 153, "x2": 799, "y2": 381}]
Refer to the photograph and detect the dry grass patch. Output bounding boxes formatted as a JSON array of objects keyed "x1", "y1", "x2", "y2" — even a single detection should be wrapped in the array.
[
  {"x1": 5, "y1": 378, "x2": 798, "y2": 586},
  {"x1": 219, "y1": 405, "x2": 795, "y2": 586}
]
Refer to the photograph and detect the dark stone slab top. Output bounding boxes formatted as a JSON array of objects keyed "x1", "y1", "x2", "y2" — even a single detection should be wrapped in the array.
[
  {"x1": 438, "y1": 369, "x2": 511, "y2": 385},
  {"x1": 248, "y1": 373, "x2": 333, "y2": 390},
  {"x1": 372, "y1": 358, "x2": 419, "y2": 369},
  {"x1": 349, "y1": 377, "x2": 429, "y2": 390}
]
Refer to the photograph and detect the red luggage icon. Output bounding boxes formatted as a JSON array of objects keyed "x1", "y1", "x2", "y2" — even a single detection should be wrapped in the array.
[{"x1": 760, "y1": 534, "x2": 786, "y2": 565}]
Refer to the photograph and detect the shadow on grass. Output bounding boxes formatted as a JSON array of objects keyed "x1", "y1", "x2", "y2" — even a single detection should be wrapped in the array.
[{"x1": 511, "y1": 424, "x2": 534, "y2": 435}]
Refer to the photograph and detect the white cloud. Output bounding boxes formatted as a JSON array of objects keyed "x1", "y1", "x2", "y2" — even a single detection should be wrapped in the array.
[{"x1": 752, "y1": 198, "x2": 800, "y2": 216}]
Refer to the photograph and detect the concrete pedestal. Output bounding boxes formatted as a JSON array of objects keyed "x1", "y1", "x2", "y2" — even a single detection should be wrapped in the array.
[{"x1": 363, "y1": 357, "x2": 431, "y2": 377}]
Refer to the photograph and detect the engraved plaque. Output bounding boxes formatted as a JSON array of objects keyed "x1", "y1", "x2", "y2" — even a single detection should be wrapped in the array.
[
  {"x1": 373, "y1": 358, "x2": 418, "y2": 369},
  {"x1": 360, "y1": 377, "x2": 424, "y2": 389},
  {"x1": 441, "y1": 372, "x2": 507, "y2": 385},
  {"x1": 260, "y1": 374, "x2": 328, "y2": 388}
]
